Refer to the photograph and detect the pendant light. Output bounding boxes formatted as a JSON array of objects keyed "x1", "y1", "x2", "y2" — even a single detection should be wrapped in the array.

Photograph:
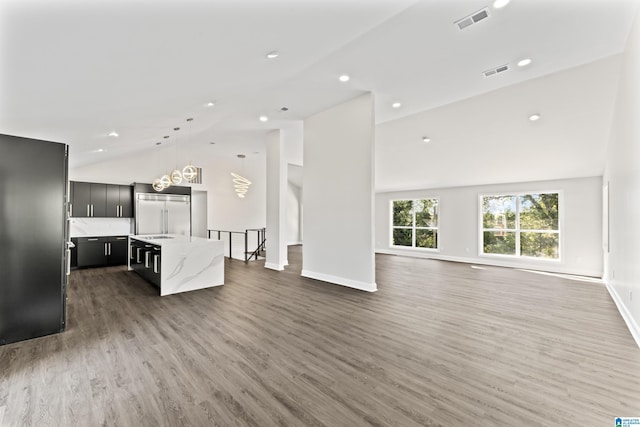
[
  {"x1": 170, "y1": 127, "x2": 183, "y2": 184},
  {"x1": 183, "y1": 118, "x2": 198, "y2": 182},
  {"x1": 160, "y1": 174, "x2": 171, "y2": 189},
  {"x1": 231, "y1": 154, "x2": 251, "y2": 198},
  {"x1": 152, "y1": 178, "x2": 164, "y2": 192}
]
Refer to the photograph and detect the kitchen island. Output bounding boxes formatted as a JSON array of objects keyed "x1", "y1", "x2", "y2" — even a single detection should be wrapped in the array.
[{"x1": 128, "y1": 235, "x2": 224, "y2": 296}]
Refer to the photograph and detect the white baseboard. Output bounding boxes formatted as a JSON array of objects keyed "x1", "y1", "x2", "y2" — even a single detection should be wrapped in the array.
[
  {"x1": 301, "y1": 269, "x2": 377, "y2": 292},
  {"x1": 605, "y1": 281, "x2": 640, "y2": 349},
  {"x1": 375, "y1": 249, "x2": 602, "y2": 277},
  {"x1": 264, "y1": 262, "x2": 285, "y2": 271}
]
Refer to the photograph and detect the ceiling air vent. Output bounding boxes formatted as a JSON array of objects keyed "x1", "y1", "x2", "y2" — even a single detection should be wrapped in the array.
[
  {"x1": 455, "y1": 8, "x2": 490, "y2": 30},
  {"x1": 483, "y1": 64, "x2": 509, "y2": 78}
]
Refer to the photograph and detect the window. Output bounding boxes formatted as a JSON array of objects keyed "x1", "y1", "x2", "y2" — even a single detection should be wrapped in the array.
[
  {"x1": 481, "y1": 192, "x2": 559, "y2": 259},
  {"x1": 391, "y1": 198, "x2": 439, "y2": 249}
]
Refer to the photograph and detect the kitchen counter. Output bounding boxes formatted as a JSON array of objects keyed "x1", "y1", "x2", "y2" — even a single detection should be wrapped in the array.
[{"x1": 128, "y1": 234, "x2": 224, "y2": 296}]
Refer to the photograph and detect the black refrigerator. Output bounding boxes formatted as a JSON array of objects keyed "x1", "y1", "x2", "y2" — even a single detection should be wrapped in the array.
[{"x1": 0, "y1": 133, "x2": 69, "y2": 345}]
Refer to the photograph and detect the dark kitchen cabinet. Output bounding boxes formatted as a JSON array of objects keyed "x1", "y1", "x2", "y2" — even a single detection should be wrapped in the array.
[
  {"x1": 76, "y1": 236, "x2": 128, "y2": 267},
  {"x1": 71, "y1": 182, "x2": 90, "y2": 217},
  {"x1": 0, "y1": 134, "x2": 68, "y2": 345},
  {"x1": 70, "y1": 182, "x2": 106, "y2": 217},
  {"x1": 106, "y1": 184, "x2": 133, "y2": 218},
  {"x1": 71, "y1": 182, "x2": 131, "y2": 218},
  {"x1": 119, "y1": 185, "x2": 133, "y2": 217},
  {"x1": 108, "y1": 236, "x2": 128, "y2": 266},
  {"x1": 130, "y1": 239, "x2": 161, "y2": 288},
  {"x1": 76, "y1": 237, "x2": 108, "y2": 267}
]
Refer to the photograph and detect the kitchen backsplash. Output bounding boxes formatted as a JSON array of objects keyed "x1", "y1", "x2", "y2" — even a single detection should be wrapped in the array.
[{"x1": 70, "y1": 218, "x2": 133, "y2": 237}]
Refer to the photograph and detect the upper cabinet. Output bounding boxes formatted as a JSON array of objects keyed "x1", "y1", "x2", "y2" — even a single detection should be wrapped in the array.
[
  {"x1": 70, "y1": 181, "x2": 132, "y2": 218},
  {"x1": 106, "y1": 184, "x2": 133, "y2": 218}
]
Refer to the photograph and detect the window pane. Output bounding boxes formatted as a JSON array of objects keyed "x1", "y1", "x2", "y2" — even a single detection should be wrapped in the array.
[
  {"x1": 393, "y1": 200, "x2": 413, "y2": 226},
  {"x1": 521, "y1": 232, "x2": 559, "y2": 259},
  {"x1": 482, "y1": 196, "x2": 516, "y2": 229},
  {"x1": 416, "y1": 229, "x2": 437, "y2": 249},
  {"x1": 392, "y1": 228, "x2": 412, "y2": 246},
  {"x1": 483, "y1": 231, "x2": 516, "y2": 255},
  {"x1": 415, "y1": 199, "x2": 438, "y2": 227},
  {"x1": 519, "y1": 193, "x2": 559, "y2": 230}
]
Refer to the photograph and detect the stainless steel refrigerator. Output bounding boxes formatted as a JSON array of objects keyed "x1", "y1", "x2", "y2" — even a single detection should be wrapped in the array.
[
  {"x1": 135, "y1": 193, "x2": 191, "y2": 235},
  {"x1": 0, "y1": 134, "x2": 69, "y2": 345}
]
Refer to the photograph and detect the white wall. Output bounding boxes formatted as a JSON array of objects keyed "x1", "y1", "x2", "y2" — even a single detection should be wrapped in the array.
[
  {"x1": 604, "y1": 10, "x2": 640, "y2": 347},
  {"x1": 70, "y1": 144, "x2": 266, "y2": 233},
  {"x1": 287, "y1": 181, "x2": 302, "y2": 245},
  {"x1": 376, "y1": 176, "x2": 603, "y2": 277},
  {"x1": 302, "y1": 93, "x2": 376, "y2": 292},
  {"x1": 265, "y1": 130, "x2": 288, "y2": 270}
]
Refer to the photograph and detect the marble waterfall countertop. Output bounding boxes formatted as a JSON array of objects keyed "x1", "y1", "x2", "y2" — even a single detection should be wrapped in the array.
[{"x1": 128, "y1": 234, "x2": 224, "y2": 296}]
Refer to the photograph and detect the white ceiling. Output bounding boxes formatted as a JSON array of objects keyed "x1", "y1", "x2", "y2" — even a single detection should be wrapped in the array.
[{"x1": 1, "y1": 0, "x2": 638, "y2": 189}]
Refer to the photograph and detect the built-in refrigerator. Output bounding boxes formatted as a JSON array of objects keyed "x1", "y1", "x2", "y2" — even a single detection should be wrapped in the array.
[
  {"x1": 135, "y1": 193, "x2": 191, "y2": 236},
  {"x1": 0, "y1": 134, "x2": 69, "y2": 345}
]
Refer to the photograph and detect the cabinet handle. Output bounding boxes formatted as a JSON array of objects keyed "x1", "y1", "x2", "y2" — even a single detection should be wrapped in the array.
[
  {"x1": 104, "y1": 243, "x2": 108, "y2": 256},
  {"x1": 116, "y1": 205, "x2": 119, "y2": 217},
  {"x1": 108, "y1": 242, "x2": 111, "y2": 256},
  {"x1": 117, "y1": 237, "x2": 126, "y2": 240},
  {"x1": 69, "y1": 203, "x2": 73, "y2": 217},
  {"x1": 130, "y1": 246, "x2": 135, "y2": 259},
  {"x1": 66, "y1": 249, "x2": 71, "y2": 276},
  {"x1": 136, "y1": 248, "x2": 141, "y2": 263},
  {"x1": 154, "y1": 254, "x2": 159, "y2": 274},
  {"x1": 145, "y1": 252, "x2": 150, "y2": 268},
  {"x1": 87, "y1": 238, "x2": 99, "y2": 241},
  {"x1": 87, "y1": 205, "x2": 90, "y2": 216},
  {"x1": 91, "y1": 204, "x2": 94, "y2": 217},
  {"x1": 120, "y1": 205, "x2": 123, "y2": 217}
]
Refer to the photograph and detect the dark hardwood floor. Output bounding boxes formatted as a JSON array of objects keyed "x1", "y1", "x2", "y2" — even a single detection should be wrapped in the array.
[{"x1": 1, "y1": 246, "x2": 639, "y2": 426}]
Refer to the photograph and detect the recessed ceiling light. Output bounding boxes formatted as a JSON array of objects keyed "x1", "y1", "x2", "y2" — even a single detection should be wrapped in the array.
[
  {"x1": 107, "y1": 131, "x2": 118, "y2": 137},
  {"x1": 422, "y1": 136, "x2": 431, "y2": 143},
  {"x1": 265, "y1": 51, "x2": 279, "y2": 59},
  {"x1": 97, "y1": 148, "x2": 105, "y2": 152},
  {"x1": 529, "y1": 114, "x2": 541, "y2": 121},
  {"x1": 155, "y1": 142, "x2": 162, "y2": 146},
  {"x1": 517, "y1": 58, "x2": 532, "y2": 67},
  {"x1": 339, "y1": 75, "x2": 350, "y2": 82},
  {"x1": 163, "y1": 135, "x2": 170, "y2": 139},
  {"x1": 392, "y1": 102, "x2": 402, "y2": 109},
  {"x1": 280, "y1": 106, "x2": 289, "y2": 112},
  {"x1": 206, "y1": 102, "x2": 215, "y2": 107},
  {"x1": 493, "y1": 0, "x2": 511, "y2": 8},
  {"x1": 209, "y1": 142, "x2": 215, "y2": 145},
  {"x1": 259, "y1": 115, "x2": 269, "y2": 122}
]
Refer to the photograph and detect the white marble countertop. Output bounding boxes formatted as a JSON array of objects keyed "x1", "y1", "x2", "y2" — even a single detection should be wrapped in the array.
[{"x1": 130, "y1": 234, "x2": 210, "y2": 246}]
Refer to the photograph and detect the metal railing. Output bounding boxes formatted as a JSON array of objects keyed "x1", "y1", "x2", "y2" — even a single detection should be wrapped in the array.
[{"x1": 208, "y1": 228, "x2": 266, "y2": 262}]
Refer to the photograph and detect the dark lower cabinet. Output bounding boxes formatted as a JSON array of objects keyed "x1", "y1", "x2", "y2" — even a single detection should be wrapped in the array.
[
  {"x1": 108, "y1": 237, "x2": 128, "y2": 266},
  {"x1": 76, "y1": 236, "x2": 128, "y2": 268},
  {"x1": 77, "y1": 237, "x2": 108, "y2": 267},
  {"x1": 130, "y1": 239, "x2": 161, "y2": 288}
]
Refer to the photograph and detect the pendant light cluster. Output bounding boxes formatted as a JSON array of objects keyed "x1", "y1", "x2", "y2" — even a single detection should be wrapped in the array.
[{"x1": 152, "y1": 118, "x2": 199, "y2": 192}]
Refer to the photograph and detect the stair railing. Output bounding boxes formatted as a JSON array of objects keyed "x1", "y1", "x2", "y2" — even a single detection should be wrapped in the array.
[{"x1": 208, "y1": 228, "x2": 266, "y2": 262}]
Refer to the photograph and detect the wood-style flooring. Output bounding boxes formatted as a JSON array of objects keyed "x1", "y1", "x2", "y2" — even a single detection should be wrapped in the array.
[{"x1": 1, "y1": 246, "x2": 639, "y2": 426}]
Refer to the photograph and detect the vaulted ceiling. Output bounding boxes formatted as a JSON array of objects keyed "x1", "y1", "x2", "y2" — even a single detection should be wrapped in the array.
[{"x1": 0, "y1": 0, "x2": 637, "y2": 189}]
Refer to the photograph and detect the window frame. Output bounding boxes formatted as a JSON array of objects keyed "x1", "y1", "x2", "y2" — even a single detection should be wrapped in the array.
[
  {"x1": 390, "y1": 197, "x2": 440, "y2": 251},
  {"x1": 478, "y1": 190, "x2": 562, "y2": 261}
]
